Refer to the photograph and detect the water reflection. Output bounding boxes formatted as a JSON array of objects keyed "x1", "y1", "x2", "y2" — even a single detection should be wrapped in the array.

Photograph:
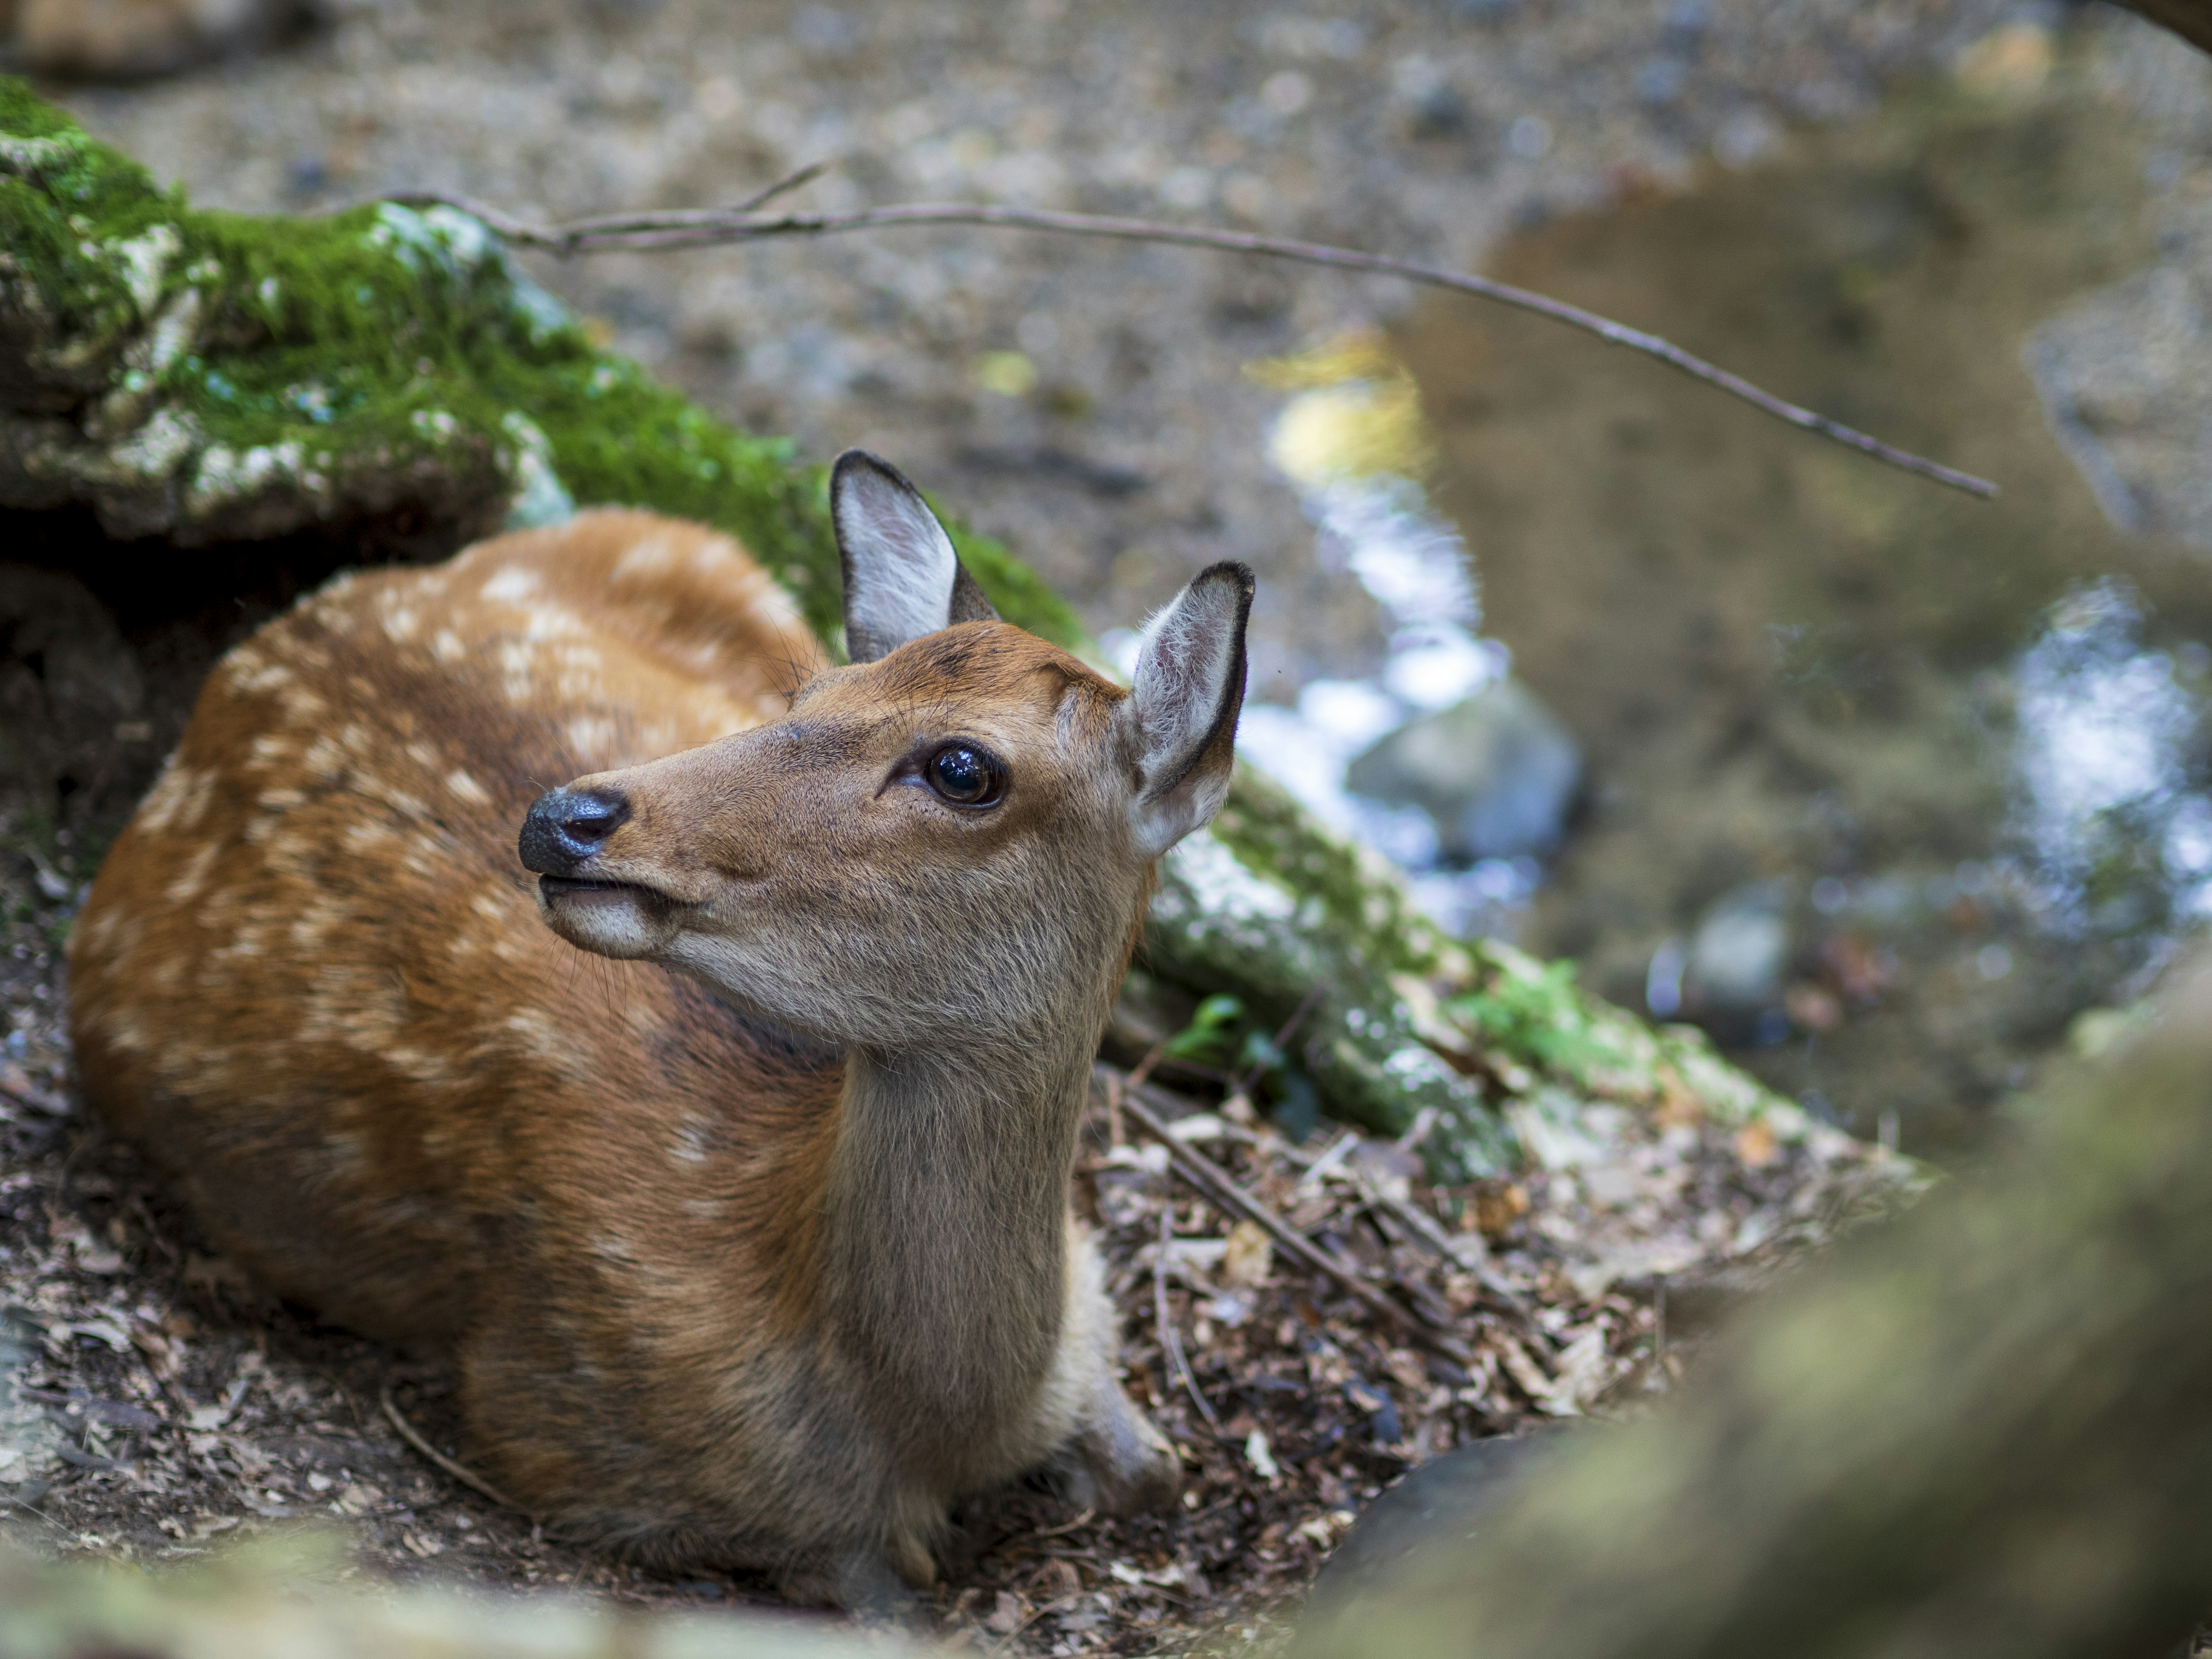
[
  {"x1": 1339, "y1": 47, "x2": 2212, "y2": 1152},
  {"x1": 1222, "y1": 340, "x2": 1552, "y2": 936},
  {"x1": 2013, "y1": 579, "x2": 2212, "y2": 934}
]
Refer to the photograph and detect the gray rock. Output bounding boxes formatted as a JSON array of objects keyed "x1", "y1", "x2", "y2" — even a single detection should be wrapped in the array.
[
  {"x1": 1684, "y1": 880, "x2": 1794, "y2": 1014},
  {"x1": 1345, "y1": 677, "x2": 1583, "y2": 862},
  {"x1": 1295, "y1": 1433, "x2": 1570, "y2": 1658},
  {"x1": 2027, "y1": 245, "x2": 2212, "y2": 554}
]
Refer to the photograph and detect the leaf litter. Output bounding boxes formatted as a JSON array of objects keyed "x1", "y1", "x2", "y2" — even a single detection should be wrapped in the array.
[{"x1": 0, "y1": 831, "x2": 1922, "y2": 1653}]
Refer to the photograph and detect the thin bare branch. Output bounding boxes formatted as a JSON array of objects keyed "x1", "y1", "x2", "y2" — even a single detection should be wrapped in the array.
[
  {"x1": 381, "y1": 1386, "x2": 532, "y2": 1515},
  {"x1": 1106, "y1": 1067, "x2": 1475, "y2": 1365},
  {"x1": 727, "y1": 158, "x2": 831, "y2": 216},
  {"x1": 374, "y1": 188, "x2": 1998, "y2": 499}
]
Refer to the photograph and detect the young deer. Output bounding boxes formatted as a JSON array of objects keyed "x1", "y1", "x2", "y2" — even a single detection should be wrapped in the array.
[{"x1": 68, "y1": 452, "x2": 1252, "y2": 1600}]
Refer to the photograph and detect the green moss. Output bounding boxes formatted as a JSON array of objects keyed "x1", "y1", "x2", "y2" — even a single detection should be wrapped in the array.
[{"x1": 0, "y1": 82, "x2": 1082, "y2": 652}]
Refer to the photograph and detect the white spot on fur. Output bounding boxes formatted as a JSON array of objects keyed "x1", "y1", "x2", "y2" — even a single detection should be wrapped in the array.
[
  {"x1": 566, "y1": 716, "x2": 618, "y2": 762},
  {"x1": 163, "y1": 840, "x2": 222, "y2": 905},
  {"x1": 137, "y1": 763, "x2": 215, "y2": 834},
  {"x1": 432, "y1": 630, "x2": 466, "y2": 662},
  {"x1": 524, "y1": 606, "x2": 588, "y2": 642},
  {"x1": 225, "y1": 652, "x2": 294, "y2": 694},
  {"x1": 302, "y1": 736, "x2": 347, "y2": 779},
  {"x1": 482, "y1": 566, "x2": 540, "y2": 603},
  {"x1": 445, "y1": 768, "x2": 491, "y2": 806},
  {"x1": 614, "y1": 536, "x2": 677, "y2": 578}
]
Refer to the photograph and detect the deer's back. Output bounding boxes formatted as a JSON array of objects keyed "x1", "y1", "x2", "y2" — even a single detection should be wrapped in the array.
[{"x1": 69, "y1": 511, "x2": 840, "y2": 1340}]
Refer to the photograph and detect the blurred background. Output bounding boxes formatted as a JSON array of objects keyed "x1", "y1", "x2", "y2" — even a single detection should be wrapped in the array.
[{"x1": 25, "y1": 0, "x2": 2212, "y2": 1159}]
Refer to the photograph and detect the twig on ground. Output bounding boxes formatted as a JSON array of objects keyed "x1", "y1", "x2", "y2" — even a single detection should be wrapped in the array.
[
  {"x1": 1156, "y1": 1203, "x2": 1221, "y2": 1429},
  {"x1": 369, "y1": 188, "x2": 1999, "y2": 499},
  {"x1": 1294, "y1": 1129, "x2": 1361, "y2": 1191},
  {"x1": 380, "y1": 1386, "x2": 532, "y2": 1515},
  {"x1": 1109, "y1": 1068, "x2": 1474, "y2": 1365},
  {"x1": 988, "y1": 1593, "x2": 1086, "y2": 1657},
  {"x1": 1340, "y1": 1160, "x2": 1543, "y2": 1330},
  {"x1": 1124, "y1": 1037, "x2": 1169, "y2": 1096},
  {"x1": 1395, "y1": 1105, "x2": 1440, "y2": 1154},
  {"x1": 1031, "y1": 1506, "x2": 1098, "y2": 1540},
  {"x1": 0, "y1": 1071, "x2": 69, "y2": 1116}
]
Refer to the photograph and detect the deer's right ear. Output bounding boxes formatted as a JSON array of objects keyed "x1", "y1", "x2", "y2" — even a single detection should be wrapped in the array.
[
  {"x1": 1118, "y1": 562, "x2": 1255, "y2": 858},
  {"x1": 833, "y1": 449, "x2": 998, "y2": 662}
]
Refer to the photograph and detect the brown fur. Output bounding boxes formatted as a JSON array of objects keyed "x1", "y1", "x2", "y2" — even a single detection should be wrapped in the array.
[{"x1": 67, "y1": 507, "x2": 1204, "y2": 1594}]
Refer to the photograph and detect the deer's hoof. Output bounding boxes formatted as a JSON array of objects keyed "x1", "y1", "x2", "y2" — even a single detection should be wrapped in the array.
[{"x1": 1090, "y1": 1408, "x2": 1183, "y2": 1517}]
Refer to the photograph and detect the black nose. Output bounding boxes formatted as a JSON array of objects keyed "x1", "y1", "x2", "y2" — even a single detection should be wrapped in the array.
[{"x1": 518, "y1": 787, "x2": 631, "y2": 876}]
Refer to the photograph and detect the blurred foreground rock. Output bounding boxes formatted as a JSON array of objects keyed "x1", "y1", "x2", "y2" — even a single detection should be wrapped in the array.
[
  {"x1": 0, "y1": 1534, "x2": 915, "y2": 1658},
  {"x1": 1294, "y1": 949, "x2": 2212, "y2": 1659}
]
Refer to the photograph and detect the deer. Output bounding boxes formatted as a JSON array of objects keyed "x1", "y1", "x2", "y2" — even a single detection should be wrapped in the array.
[{"x1": 66, "y1": 450, "x2": 1253, "y2": 1604}]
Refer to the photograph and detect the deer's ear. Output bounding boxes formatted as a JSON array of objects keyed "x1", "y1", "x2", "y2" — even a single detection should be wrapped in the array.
[
  {"x1": 1118, "y1": 562, "x2": 1254, "y2": 857},
  {"x1": 833, "y1": 450, "x2": 997, "y2": 662}
]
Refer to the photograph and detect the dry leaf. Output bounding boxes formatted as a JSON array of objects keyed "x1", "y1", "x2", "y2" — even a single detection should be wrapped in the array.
[
  {"x1": 1734, "y1": 1119, "x2": 1781, "y2": 1170},
  {"x1": 1474, "y1": 1183, "x2": 1531, "y2": 1236},
  {"x1": 1653, "y1": 1067, "x2": 1705, "y2": 1128},
  {"x1": 1221, "y1": 1219, "x2": 1272, "y2": 1287}
]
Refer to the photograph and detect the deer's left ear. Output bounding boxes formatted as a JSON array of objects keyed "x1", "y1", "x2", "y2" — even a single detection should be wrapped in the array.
[
  {"x1": 832, "y1": 450, "x2": 998, "y2": 662},
  {"x1": 1117, "y1": 562, "x2": 1254, "y2": 858}
]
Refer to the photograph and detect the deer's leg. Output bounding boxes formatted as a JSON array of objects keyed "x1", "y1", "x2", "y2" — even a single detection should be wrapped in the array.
[{"x1": 1047, "y1": 1224, "x2": 1183, "y2": 1516}]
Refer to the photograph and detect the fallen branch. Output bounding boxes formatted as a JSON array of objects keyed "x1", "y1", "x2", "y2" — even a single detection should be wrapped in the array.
[
  {"x1": 1106, "y1": 1067, "x2": 1474, "y2": 1365},
  {"x1": 376, "y1": 187, "x2": 1998, "y2": 499},
  {"x1": 380, "y1": 1387, "x2": 532, "y2": 1516}
]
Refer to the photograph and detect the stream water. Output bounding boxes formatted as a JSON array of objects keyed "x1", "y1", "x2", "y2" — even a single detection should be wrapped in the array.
[{"x1": 1235, "y1": 47, "x2": 2212, "y2": 1156}]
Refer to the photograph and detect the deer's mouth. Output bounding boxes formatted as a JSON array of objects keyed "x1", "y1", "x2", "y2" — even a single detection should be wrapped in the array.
[
  {"x1": 535, "y1": 873, "x2": 681, "y2": 959},
  {"x1": 538, "y1": 874, "x2": 649, "y2": 899}
]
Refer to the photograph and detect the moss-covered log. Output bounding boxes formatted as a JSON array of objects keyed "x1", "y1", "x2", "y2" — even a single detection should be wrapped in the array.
[
  {"x1": 0, "y1": 81, "x2": 1806, "y2": 1181},
  {"x1": 1296, "y1": 950, "x2": 2212, "y2": 1659}
]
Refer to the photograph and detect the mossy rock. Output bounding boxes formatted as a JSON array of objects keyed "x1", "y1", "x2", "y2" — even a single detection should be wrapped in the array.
[{"x1": 0, "y1": 81, "x2": 1809, "y2": 1181}]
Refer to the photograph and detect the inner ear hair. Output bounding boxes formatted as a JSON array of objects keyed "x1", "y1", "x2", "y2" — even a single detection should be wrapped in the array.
[
  {"x1": 833, "y1": 449, "x2": 999, "y2": 661},
  {"x1": 1133, "y1": 560, "x2": 1254, "y2": 803}
]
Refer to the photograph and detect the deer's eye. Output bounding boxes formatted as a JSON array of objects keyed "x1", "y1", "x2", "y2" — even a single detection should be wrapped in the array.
[{"x1": 924, "y1": 743, "x2": 1004, "y2": 807}]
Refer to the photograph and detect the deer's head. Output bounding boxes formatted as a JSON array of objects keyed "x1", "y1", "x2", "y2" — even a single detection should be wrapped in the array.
[{"x1": 519, "y1": 452, "x2": 1251, "y2": 1049}]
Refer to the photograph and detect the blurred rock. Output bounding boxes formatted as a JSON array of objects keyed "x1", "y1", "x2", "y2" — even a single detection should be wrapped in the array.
[
  {"x1": 1297, "y1": 1434, "x2": 1560, "y2": 1657},
  {"x1": 0, "y1": 564, "x2": 145, "y2": 815},
  {"x1": 14, "y1": 0, "x2": 308, "y2": 81},
  {"x1": 1346, "y1": 677, "x2": 1582, "y2": 861},
  {"x1": 2029, "y1": 253, "x2": 2212, "y2": 554},
  {"x1": 1685, "y1": 881, "x2": 1793, "y2": 1018}
]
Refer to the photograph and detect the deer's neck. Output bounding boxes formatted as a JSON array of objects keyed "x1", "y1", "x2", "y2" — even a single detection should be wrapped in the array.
[{"x1": 818, "y1": 1030, "x2": 1093, "y2": 1469}]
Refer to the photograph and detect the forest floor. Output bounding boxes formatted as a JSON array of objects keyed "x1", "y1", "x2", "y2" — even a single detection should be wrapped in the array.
[{"x1": 0, "y1": 834, "x2": 1911, "y2": 1655}]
